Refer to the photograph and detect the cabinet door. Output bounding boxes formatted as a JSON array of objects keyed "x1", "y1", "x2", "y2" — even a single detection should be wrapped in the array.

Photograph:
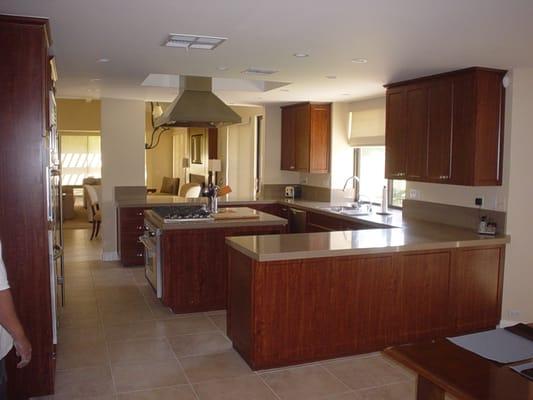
[
  {"x1": 450, "y1": 247, "x2": 504, "y2": 332},
  {"x1": 294, "y1": 104, "x2": 310, "y2": 171},
  {"x1": 281, "y1": 107, "x2": 296, "y2": 171},
  {"x1": 309, "y1": 104, "x2": 331, "y2": 173},
  {"x1": 397, "y1": 251, "x2": 452, "y2": 341},
  {"x1": 450, "y1": 73, "x2": 476, "y2": 185},
  {"x1": 405, "y1": 86, "x2": 428, "y2": 180},
  {"x1": 427, "y1": 81, "x2": 453, "y2": 182},
  {"x1": 385, "y1": 89, "x2": 407, "y2": 179}
]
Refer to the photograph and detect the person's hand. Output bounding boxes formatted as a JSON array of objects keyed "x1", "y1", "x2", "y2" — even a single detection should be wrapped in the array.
[{"x1": 14, "y1": 335, "x2": 31, "y2": 368}]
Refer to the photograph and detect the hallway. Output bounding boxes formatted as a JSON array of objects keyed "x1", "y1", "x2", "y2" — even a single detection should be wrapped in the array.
[{"x1": 38, "y1": 228, "x2": 415, "y2": 399}]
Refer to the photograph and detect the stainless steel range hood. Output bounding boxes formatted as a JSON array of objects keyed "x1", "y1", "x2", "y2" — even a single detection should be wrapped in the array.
[{"x1": 154, "y1": 75, "x2": 241, "y2": 128}]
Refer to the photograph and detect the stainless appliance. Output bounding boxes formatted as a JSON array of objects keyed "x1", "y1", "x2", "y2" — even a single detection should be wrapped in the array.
[
  {"x1": 154, "y1": 76, "x2": 241, "y2": 128},
  {"x1": 45, "y1": 88, "x2": 64, "y2": 345},
  {"x1": 288, "y1": 208, "x2": 307, "y2": 233},
  {"x1": 153, "y1": 205, "x2": 213, "y2": 223},
  {"x1": 140, "y1": 219, "x2": 162, "y2": 298}
]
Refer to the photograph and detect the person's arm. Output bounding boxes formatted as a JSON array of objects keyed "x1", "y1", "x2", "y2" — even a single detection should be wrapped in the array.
[{"x1": 0, "y1": 289, "x2": 31, "y2": 368}]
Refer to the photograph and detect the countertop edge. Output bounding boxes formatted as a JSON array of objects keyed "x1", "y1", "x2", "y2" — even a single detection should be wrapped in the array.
[{"x1": 225, "y1": 235, "x2": 510, "y2": 262}]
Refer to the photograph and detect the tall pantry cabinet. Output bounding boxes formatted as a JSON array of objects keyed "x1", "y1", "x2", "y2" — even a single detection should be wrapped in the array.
[{"x1": 0, "y1": 15, "x2": 56, "y2": 398}]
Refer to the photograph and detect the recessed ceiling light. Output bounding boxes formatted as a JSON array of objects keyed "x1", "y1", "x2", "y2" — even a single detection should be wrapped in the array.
[
  {"x1": 164, "y1": 33, "x2": 227, "y2": 50},
  {"x1": 326, "y1": 76, "x2": 337, "y2": 79},
  {"x1": 351, "y1": 58, "x2": 368, "y2": 64},
  {"x1": 97, "y1": 58, "x2": 110, "y2": 63},
  {"x1": 90, "y1": 78, "x2": 102, "y2": 82},
  {"x1": 342, "y1": 93, "x2": 350, "y2": 96},
  {"x1": 293, "y1": 53, "x2": 309, "y2": 58},
  {"x1": 280, "y1": 89, "x2": 290, "y2": 92},
  {"x1": 217, "y1": 66, "x2": 229, "y2": 71}
]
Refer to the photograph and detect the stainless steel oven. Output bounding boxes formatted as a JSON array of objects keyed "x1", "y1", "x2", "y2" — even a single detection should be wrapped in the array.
[{"x1": 140, "y1": 220, "x2": 162, "y2": 298}]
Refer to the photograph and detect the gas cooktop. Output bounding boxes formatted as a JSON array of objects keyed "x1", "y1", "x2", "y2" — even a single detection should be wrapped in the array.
[{"x1": 152, "y1": 205, "x2": 213, "y2": 223}]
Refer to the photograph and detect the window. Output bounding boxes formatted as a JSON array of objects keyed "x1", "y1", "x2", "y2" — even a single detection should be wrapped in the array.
[
  {"x1": 61, "y1": 135, "x2": 101, "y2": 186},
  {"x1": 354, "y1": 146, "x2": 406, "y2": 208}
]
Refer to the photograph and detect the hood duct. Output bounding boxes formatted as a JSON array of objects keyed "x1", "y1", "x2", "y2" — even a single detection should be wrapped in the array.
[{"x1": 154, "y1": 75, "x2": 241, "y2": 128}]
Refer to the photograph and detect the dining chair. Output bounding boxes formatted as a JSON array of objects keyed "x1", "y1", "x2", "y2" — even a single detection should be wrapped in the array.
[
  {"x1": 84, "y1": 184, "x2": 101, "y2": 240},
  {"x1": 178, "y1": 183, "x2": 202, "y2": 198}
]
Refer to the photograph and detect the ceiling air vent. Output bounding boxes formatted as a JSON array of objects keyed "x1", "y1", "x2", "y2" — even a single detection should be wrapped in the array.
[
  {"x1": 242, "y1": 68, "x2": 279, "y2": 75},
  {"x1": 163, "y1": 33, "x2": 227, "y2": 50}
]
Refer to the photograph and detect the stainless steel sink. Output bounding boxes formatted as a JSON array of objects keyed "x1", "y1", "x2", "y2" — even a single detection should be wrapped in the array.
[{"x1": 320, "y1": 205, "x2": 370, "y2": 216}]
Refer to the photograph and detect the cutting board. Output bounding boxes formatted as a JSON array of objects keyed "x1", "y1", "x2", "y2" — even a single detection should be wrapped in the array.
[{"x1": 213, "y1": 207, "x2": 260, "y2": 220}]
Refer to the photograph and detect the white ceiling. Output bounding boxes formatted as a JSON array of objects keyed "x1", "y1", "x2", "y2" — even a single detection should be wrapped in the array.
[{"x1": 2, "y1": 0, "x2": 533, "y2": 105}]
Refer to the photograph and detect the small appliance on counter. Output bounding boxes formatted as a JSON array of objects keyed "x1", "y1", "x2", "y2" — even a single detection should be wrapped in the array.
[
  {"x1": 284, "y1": 186, "x2": 301, "y2": 199},
  {"x1": 478, "y1": 216, "x2": 497, "y2": 235}
]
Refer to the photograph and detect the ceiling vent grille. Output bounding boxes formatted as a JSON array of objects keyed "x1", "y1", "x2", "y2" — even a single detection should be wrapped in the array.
[
  {"x1": 242, "y1": 68, "x2": 279, "y2": 75},
  {"x1": 163, "y1": 33, "x2": 227, "y2": 50}
]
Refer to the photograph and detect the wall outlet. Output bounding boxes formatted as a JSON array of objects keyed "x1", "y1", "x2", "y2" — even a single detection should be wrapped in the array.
[
  {"x1": 408, "y1": 189, "x2": 420, "y2": 199},
  {"x1": 508, "y1": 309, "x2": 522, "y2": 320},
  {"x1": 475, "y1": 197, "x2": 483, "y2": 207},
  {"x1": 301, "y1": 177, "x2": 308, "y2": 184}
]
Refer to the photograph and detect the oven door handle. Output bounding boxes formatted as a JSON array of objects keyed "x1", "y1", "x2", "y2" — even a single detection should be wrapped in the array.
[{"x1": 139, "y1": 236, "x2": 155, "y2": 251}]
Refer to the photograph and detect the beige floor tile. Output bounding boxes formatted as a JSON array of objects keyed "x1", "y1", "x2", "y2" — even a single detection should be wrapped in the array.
[
  {"x1": 354, "y1": 381, "x2": 416, "y2": 400},
  {"x1": 104, "y1": 320, "x2": 167, "y2": 342},
  {"x1": 116, "y1": 385, "x2": 196, "y2": 400},
  {"x1": 33, "y1": 394, "x2": 117, "y2": 400},
  {"x1": 162, "y1": 315, "x2": 218, "y2": 337},
  {"x1": 56, "y1": 341, "x2": 109, "y2": 370},
  {"x1": 60, "y1": 317, "x2": 102, "y2": 330},
  {"x1": 108, "y1": 338, "x2": 175, "y2": 366},
  {"x1": 112, "y1": 360, "x2": 188, "y2": 392},
  {"x1": 260, "y1": 365, "x2": 349, "y2": 400},
  {"x1": 180, "y1": 350, "x2": 253, "y2": 383},
  {"x1": 323, "y1": 355, "x2": 409, "y2": 391},
  {"x1": 100, "y1": 303, "x2": 155, "y2": 326},
  {"x1": 59, "y1": 324, "x2": 106, "y2": 347},
  {"x1": 169, "y1": 331, "x2": 232, "y2": 357},
  {"x1": 148, "y1": 302, "x2": 179, "y2": 319},
  {"x1": 207, "y1": 314, "x2": 227, "y2": 334},
  {"x1": 204, "y1": 309, "x2": 226, "y2": 316},
  {"x1": 194, "y1": 374, "x2": 278, "y2": 400},
  {"x1": 54, "y1": 366, "x2": 115, "y2": 398}
]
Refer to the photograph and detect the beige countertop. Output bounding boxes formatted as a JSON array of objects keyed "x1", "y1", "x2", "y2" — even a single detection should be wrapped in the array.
[
  {"x1": 145, "y1": 207, "x2": 287, "y2": 231},
  {"x1": 116, "y1": 194, "x2": 276, "y2": 208},
  {"x1": 225, "y1": 219, "x2": 510, "y2": 262}
]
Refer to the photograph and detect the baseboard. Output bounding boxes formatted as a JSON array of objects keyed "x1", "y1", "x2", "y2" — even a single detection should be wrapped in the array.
[{"x1": 101, "y1": 251, "x2": 120, "y2": 261}]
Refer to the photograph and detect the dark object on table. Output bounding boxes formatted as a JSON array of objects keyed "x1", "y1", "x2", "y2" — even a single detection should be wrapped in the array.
[{"x1": 506, "y1": 323, "x2": 533, "y2": 341}]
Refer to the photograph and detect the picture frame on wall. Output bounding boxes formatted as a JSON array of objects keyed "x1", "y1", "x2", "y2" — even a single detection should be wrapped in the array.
[{"x1": 190, "y1": 134, "x2": 203, "y2": 164}]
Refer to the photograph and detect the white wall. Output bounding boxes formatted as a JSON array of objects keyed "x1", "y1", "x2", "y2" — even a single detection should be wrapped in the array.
[
  {"x1": 501, "y1": 68, "x2": 533, "y2": 322},
  {"x1": 262, "y1": 105, "x2": 299, "y2": 185},
  {"x1": 100, "y1": 98, "x2": 145, "y2": 257}
]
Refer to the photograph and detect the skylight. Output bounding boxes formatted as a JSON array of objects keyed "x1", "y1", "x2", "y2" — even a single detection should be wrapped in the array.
[{"x1": 163, "y1": 33, "x2": 227, "y2": 50}]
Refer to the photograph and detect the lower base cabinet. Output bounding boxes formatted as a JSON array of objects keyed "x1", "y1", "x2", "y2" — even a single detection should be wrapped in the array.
[
  {"x1": 227, "y1": 245, "x2": 505, "y2": 370},
  {"x1": 161, "y1": 224, "x2": 286, "y2": 313}
]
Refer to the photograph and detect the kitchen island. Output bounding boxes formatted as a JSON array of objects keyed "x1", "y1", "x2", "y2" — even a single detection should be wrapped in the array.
[
  {"x1": 225, "y1": 221, "x2": 509, "y2": 370},
  {"x1": 144, "y1": 207, "x2": 287, "y2": 313}
]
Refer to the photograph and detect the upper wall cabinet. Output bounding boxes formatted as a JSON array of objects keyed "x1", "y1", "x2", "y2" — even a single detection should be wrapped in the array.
[
  {"x1": 281, "y1": 103, "x2": 331, "y2": 173},
  {"x1": 384, "y1": 67, "x2": 506, "y2": 186}
]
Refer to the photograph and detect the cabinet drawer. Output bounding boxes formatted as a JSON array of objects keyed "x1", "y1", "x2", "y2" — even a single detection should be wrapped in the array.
[{"x1": 120, "y1": 207, "x2": 148, "y2": 220}]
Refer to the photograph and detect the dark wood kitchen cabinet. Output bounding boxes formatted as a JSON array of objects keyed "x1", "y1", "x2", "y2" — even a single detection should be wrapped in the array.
[
  {"x1": 281, "y1": 103, "x2": 331, "y2": 173},
  {"x1": 0, "y1": 15, "x2": 55, "y2": 397},
  {"x1": 117, "y1": 207, "x2": 148, "y2": 266},
  {"x1": 384, "y1": 67, "x2": 506, "y2": 186}
]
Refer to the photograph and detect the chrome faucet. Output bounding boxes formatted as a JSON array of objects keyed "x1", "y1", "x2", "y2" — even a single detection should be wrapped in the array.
[{"x1": 342, "y1": 176, "x2": 360, "y2": 205}]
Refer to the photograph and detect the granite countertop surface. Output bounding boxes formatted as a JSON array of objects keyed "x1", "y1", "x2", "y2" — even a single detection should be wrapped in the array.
[
  {"x1": 225, "y1": 217, "x2": 510, "y2": 262},
  {"x1": 145, "y1": 207, "x2": 287, "y2": 231}
]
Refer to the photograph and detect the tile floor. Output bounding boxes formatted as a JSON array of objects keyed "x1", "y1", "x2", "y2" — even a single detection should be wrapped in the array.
[{"x1": 34, "y1": 228, "x2": 430, "y2": 400}]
